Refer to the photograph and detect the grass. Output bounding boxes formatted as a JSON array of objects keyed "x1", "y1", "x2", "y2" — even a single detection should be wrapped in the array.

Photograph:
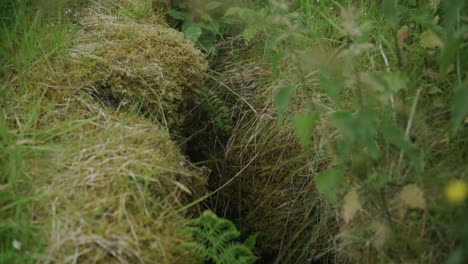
[
  {"x1": 1, "y1": 0, "x2": 466, "y2": 263},
  {"x1": 0, "y1": 1, "x2": 75, "y2": 262},
  {"x1": 183, "y1": 0, "x2": 467, "y2": 263},
  {"x1": 1, "y1": 0, "x2": 209, "y2": 263}
]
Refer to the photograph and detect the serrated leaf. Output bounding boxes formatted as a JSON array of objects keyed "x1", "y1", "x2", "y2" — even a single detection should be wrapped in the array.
[
  {"x1": 371, "y1": 71, "x2": 409, "y2": 94},
  {"x1": 371, "y1": 222, "x2": 390, "y2": 249},
  {"x1": 342, "y1": 190, "x2": 362, "y2": 224},
  {"x1": 400, "y1": 184, "x2": 426, "y2": 210},
  {"x1": 183, "y1": 24, "x2": 202, "y2": 42},
  {"x1": 383, "y1": 0, "x2": 399, "y2": 30},
  {"x1": 441, "y1": 0, "x2": 465, "y2": 30},
  {"x1": 440, "y1": 32, "x2": 463, "y2": 73},
  {"x1": 242, "y1": 26, "x2": 259, "y2": 41},
  {"x1": 451, "y1": 82, "x2": 468, "y2": 133},
  {"x1": 381, "y1": 120, "x2": 418, "y2": 162},
  {"x1": 225, "y1": 7, "x2": 241, "y2": 17},
  {"x1": 274, "y1": 85, "x2": 295, "y2": 116},
  {"x1": 293, "y1": 112, "x2": 318, "y2": 146},
  {"x1": 371, "y1": 172, "x2": 388, "y2": 190},
  {"x1": 420, "y1": 30, "x2": 443, "y2": 48},
  {"x1": 167, "y1": 10, "x2": 186, "y2": 20},
  {"x1": 243, "y1": 233, "x2": 258, "y2": 250},
  {"x1": 205, "y1": 1, "x2": 222, "y2": 10},
  {"x1": 397, "y1": 25, "x2": 411, "y2": 47},
  {"x1": 320, "y1": 77, "x2": 345, "y2": 103},
  {"x1": 315, "y1": 168, "x2": 346, "y2": 204}
]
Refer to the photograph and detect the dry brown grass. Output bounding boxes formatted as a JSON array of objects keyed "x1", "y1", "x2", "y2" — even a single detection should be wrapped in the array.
[{"x1": 202, "y1": 57, "x2": 337, "y2": 262}]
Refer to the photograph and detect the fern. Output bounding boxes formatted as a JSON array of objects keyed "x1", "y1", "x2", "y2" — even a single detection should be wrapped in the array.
[
  {"x1": 199, "y1": 87, "x2": 233, "y2": 134},
  {"x1": 181, "y1": 211, "x2": 259, "y2": 264}
]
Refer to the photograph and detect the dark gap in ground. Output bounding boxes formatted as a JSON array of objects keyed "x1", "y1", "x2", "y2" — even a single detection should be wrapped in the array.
[{"x1": 180, "y1": 46, "x2": 283, "y2": 263}]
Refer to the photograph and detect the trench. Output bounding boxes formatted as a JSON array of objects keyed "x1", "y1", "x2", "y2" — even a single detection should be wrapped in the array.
[
  {"x1": 166, "y1": 3, "x2": 333, "y2": 262},
  {"x1": 180, "y1": 52, "x2": 323, "y2": 264}
]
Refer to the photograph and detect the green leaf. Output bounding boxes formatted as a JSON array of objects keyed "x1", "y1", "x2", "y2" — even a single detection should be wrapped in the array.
[
  {"x1": 243, "y1": 233, "x2": 258, "y2": 250},
  {"x1": 370, "y1": 71, "x2": 408, "y2": 95},
  {"x1": 205, "y1": 1, "x2": 222, "y2": 10},
  {"x1": 320, "y1": 77, "x2": 345, "y2": 103},
  {"x1": 293, "y1": 112, "x2": 318, "y2": 146},
  {"x1": 271, "y1": 52, "x2": 285, "y2": 73},
  {"x1": 242, "y1": 25, "x2": 259, "y2": 41},
  {"x1": 451, "y1": 82, "x2": 468, "y2": 133},
  {"x1": 200, "y1": 12, "x2": 212, "y2": 22},
  {"x1": 274, "y1": 85, "x2": 295, "y2": 116},
  {"x1": 381, "y1": 120, "x2": 418, "y2": 161},
  {"x1": 315, "y1": 168, "x2": 346, "y2": 204},
  {"x1": 330, "y1": 111, "x2": 379, "y2": 158},
  {"x1": 440, "y1": 31, "x2": 464, "y2": 74},
  {"x1": 383, "y1": 0, "x2": 399, "y2": 30},
  {"x1": 371, "y1": 171, "x2": 389, "y2": 190},
  {"x1": 167, "y1": 10, "x2": 186, "y2": 20},
  {"x1": 420, "y1": 30, "x2": 443, "y2": 49},
  {"x1": 183, "y1": 24, "x2": 202, "y2": 42},
  {"x1": 441, "y1": 0, "x2": 465, "y2": 30}
]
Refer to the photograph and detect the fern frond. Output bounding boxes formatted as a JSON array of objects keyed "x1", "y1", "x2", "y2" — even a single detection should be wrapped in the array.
[
  {"x1": 199, "y1": 87, "x2": 233, "y2": 134},
  {"x1": 181, "y1": 210, "x2": 259, "y2": 264}
]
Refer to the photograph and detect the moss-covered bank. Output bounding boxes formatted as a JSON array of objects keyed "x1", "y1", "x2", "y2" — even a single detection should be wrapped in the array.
[{"x1": 1, "y1": 0, "x2": 209, "y2": 262}]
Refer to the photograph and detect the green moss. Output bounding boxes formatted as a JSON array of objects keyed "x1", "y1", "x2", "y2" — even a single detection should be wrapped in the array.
[
  {"x1": 27, "y1": 98, "x2": 207, "y2": 263},
  {"x1": 68, "y1": 5, "x2": 207, "y2": 129},
  {"x1": 4, "y1": 1, "x2": 210, "y2": 262}
]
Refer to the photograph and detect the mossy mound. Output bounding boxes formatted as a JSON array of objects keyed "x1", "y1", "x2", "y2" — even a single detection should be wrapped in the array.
[
  {"x1": 3, "y1": 1, "x2": 210, "y2": 262},
  {"x1": 88, "y1": 0, "x2": 171, "y2": 24},
  {"x1": 66, "y1": 3, "x2": 207, "y2": 129},
  {"x1": 28, "y1": 97, "x2": 206, "y2": 263}
]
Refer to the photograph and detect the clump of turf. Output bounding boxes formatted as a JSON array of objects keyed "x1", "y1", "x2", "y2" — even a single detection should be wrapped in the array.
[
  {"x1": 65, "y1": 1, "x2": 207, "y2": 129},
  {"x1": 18, "y1": 92, "x2": 205, "y2": 263}
]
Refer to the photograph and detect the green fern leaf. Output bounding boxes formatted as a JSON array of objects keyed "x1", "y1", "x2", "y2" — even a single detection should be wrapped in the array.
[{"x1": 182, "y1": 210, "x2": 259, "y2": 264}]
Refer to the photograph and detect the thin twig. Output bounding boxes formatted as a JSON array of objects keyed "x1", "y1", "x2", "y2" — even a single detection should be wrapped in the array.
[
  {"x1": 397, "y1": 88, "x2": 421, "y2": 168},
  {"x1": 379, "y1": 43, "x2": 395, "y2": 111}
]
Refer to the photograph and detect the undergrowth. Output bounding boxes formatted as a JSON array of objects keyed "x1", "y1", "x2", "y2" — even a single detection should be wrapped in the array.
[
  {"x1": 2, "y1": 0, "x2": 466, "y2": 263},
  {"x1": 179, "y1": 210, "x2": 258, "y2": 264},
  {"x1": 177, "y1": 0, "x2": 468, "y2": 263}
]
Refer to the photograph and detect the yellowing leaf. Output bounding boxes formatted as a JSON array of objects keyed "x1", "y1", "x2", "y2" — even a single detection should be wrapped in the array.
[
  {"x1": 342, "y1": 190, "x2": 362, "y2": 224},
  {"x1": 429, "y1": 0, "x2": 441, "y2": 12},
  {"x1": 397, "y1": 25, "x2": 411, "y2": 48},
  {"x1": 371, "y1": 222, "x2": 390, "y2": 249},
  {"x1": 420, "y1": 30, "x2": 443, "y2": 49},
  {"x1": 400, "y1": 184, "x2": 426, "y2": 210}
]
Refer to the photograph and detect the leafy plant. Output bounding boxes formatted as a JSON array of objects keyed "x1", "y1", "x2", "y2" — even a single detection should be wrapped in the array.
[
  {"x1": 168, "y1": 0, "x2": 237, "y2": 54},
  {"x1": 180, "y1": 210, "x2": 259, "y2": 264},
  {"x1": 199, "y1": 86, "x2": 233, "y2": 134},
  {"x1": 208, "y1": 0, "x2": 467, "y2": 262}
]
